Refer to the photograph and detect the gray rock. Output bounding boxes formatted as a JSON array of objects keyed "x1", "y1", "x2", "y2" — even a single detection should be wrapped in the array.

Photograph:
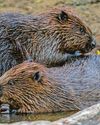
[{"x1": 52, "y1": 103, "x2": 100, "y2": 125}]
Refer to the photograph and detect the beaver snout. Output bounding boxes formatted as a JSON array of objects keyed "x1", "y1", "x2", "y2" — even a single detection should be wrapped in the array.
[
  {"x1": 83, "y1": 37, "x2": 96, "y2": 53},
  {"x1": 89, "y1": 37, "x2": 96, "y2": 49},
  {"x1": 90, "y1": 38, "x2": 96, "y2": 49},
  {"x1": 0, "y1": 85, "x2": 3, "y2": 97}
]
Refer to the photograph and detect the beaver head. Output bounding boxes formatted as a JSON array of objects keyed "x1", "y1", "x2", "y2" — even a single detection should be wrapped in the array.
[
  {"x1": 0, "y1": 61, "x2": 79, "y2": 114},
  {"x1": 32, "y1": 7, "x2": 96, "y2": 65}
]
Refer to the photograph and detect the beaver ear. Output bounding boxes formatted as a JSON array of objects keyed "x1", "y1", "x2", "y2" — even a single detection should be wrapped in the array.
[
  {"x1": 32, "y1": 71, "x2": 41, "y2": 82},
  {"x1": 57, "y1": 11, "x2": 68, "y2": 22}
]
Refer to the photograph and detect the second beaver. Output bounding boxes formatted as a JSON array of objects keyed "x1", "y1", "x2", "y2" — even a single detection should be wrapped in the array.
[
  {"x1": 0, "y1": 55, "x2": 100, "y2": 113},
  {"x1": 0, "y1": 61, "x2": 79, "y2": 113},
  {"x1": 0, "y1": 7, "x2": 96, "y2": 76}
]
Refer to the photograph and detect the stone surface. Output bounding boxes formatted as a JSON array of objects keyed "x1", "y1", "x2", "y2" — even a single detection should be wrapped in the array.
[{"x1": 52, "y1": 103, "x2": 100, "y2": 125}]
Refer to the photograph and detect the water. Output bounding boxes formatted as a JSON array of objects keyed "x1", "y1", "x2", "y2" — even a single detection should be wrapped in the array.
[{"x1": 0, "y1": 111, "x2": 77, "y2": 123}]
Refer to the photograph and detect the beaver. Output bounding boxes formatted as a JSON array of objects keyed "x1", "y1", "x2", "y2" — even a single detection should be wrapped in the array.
[
  {"x1": 0, "y1": 61, "x2": 79, "y2": 114},
  {"x1": 0, "y1": 55, "x2": 100, "y2": 114},
  {"x1": 0, "y1": 7, "x2": 96, "y2": 76}
]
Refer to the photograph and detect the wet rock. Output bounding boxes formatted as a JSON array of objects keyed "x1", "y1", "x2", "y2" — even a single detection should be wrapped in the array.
[
  {"x1": 1, "y1": 121, "x2": 51, "y2": 125},
  {"x1": 52, "y1": 103, "x2": 100, "y2": 125}
]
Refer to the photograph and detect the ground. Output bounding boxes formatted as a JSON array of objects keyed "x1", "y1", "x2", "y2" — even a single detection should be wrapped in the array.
[{"x1": 0, "y1": 0, "x2": 99, "y2": 40}]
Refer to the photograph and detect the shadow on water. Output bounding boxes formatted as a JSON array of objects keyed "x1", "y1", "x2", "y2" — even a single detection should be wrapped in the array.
[{"x1": 0, "y1": 111, "x2": 77, "y2": 123}]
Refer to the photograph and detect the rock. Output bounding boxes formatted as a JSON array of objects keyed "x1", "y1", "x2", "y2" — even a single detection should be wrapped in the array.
[
  {"x1": 0, "y1": 121, "x2": 51, "y2": 125},
  {"x1": 52, "y1": 103, "x2": 100, "y2": 125}
]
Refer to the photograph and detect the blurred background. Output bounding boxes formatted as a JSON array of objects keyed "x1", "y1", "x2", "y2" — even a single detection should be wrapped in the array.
[
  {"x1": 0, "y1": 0, "x2": 99, "y2": 37},
  {"x1": 0, "y1": 0, "x2": 99, "y2": 47}
]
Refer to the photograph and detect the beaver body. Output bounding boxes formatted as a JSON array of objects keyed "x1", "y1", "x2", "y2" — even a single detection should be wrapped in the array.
[
  {"x1": 0, "y1": 7, "x2": 96, "y2": 76},
  {"x1": 49, "y1": 55, "x2": 100, "y2": 109},
  {"x1": 0, "y1": 61, "x2": 79, "y2": 113},
  {"x1": 0, "y1": 55, "x2": 100, "y2": 113}
]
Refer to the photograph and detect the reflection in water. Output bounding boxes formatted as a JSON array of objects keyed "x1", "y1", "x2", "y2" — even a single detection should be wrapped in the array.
[{"x1": 0, "y1": 111, "x2": 77, "y2": 123}]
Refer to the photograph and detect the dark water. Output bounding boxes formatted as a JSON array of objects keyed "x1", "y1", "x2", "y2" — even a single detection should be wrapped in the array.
[{"x1": 0, "y1": 111, "x2": 77, "y2": 123}]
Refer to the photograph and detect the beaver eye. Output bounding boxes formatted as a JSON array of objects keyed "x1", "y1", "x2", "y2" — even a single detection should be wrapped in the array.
[
  {"x1": 57, "y1": 11, "x2": 68, "y2": 22},
  {"x1": 32, "y1": 71, "x2": 41, "y2": 82},
  {"x1": 80, "y1": 27, "x2": 85, "y2": 34},
  {"x1": 8, "y1": 80, "x2": 14, "y2": 86}
]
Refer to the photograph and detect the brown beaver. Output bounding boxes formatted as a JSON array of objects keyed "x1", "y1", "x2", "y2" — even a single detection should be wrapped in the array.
[
  {"x1": 0, "y1": 7, "x2": 96, "y2": 76},
  {"x1": 0, "y1": 55, "x2": 100, "y2": 114},
  {"x1": 0, "y1": 61, "x2": 79, "y2": 114}
]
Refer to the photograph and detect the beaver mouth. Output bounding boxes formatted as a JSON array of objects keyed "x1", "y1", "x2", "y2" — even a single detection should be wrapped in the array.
[
  {"x1": 80, "y1": 48, "x2": 92, "y2": 54},
  {"x1": 63, "y1": 39, "x2": 96, "y2": 55},
  {"x1": 64, "y1": 46, "x2": 94, "y2": 56},
  {"x1": 0, "y1": 103, "x2": 18, "y2": 114},
  {"x1": 0, "y1": 104, "x2": 10, "y2": 113},
  {"x1": 0, "y1": 99, "x2": 19, "y2": 114},
  {"x1": 80, "y1": 39, "x2": 96, "y2": 54},
  {"x1": 80, "y1": 45, "x2": 95, "y2": 54}
]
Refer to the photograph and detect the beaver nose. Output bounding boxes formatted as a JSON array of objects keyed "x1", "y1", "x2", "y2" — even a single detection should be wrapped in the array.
[
  {"x1": 0, "y1": 85, "x2": 3, "y2": 97},
  {"x1": 91, "y1": 38, "x2": 96, "y2": 49}
]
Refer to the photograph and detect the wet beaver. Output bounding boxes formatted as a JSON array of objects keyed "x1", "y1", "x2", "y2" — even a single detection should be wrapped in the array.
[
  {"x1": 0, "y1": 61, "x2": 79, "y2": 114},
  {"x1": 0, "y1": 7, "x2": 96, "y2": 76},
  {"x1": 0, "y1": 55, "x2": 100, "y2": 114}
]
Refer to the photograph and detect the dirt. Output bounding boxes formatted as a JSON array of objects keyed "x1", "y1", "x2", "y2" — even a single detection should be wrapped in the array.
[{"x1": 0, "y1": 0, "x2": 99, "y2": 42}]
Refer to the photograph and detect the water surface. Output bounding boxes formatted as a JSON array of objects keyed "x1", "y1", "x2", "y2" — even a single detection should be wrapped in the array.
[{"x1": 0, "y1": 111, "x2": 77, "y2": 123}]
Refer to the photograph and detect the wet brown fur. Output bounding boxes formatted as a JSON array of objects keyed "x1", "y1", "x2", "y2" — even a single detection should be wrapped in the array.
[
  {"x1": 0, "y1": 55, "x2": 100, "y2": 113},
  {"x1": 0, "y1": 7, "x2": 95, "y2": 76},
  {"x1": 0, "y1": 61, "x2": 79, "y2": 113}
]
